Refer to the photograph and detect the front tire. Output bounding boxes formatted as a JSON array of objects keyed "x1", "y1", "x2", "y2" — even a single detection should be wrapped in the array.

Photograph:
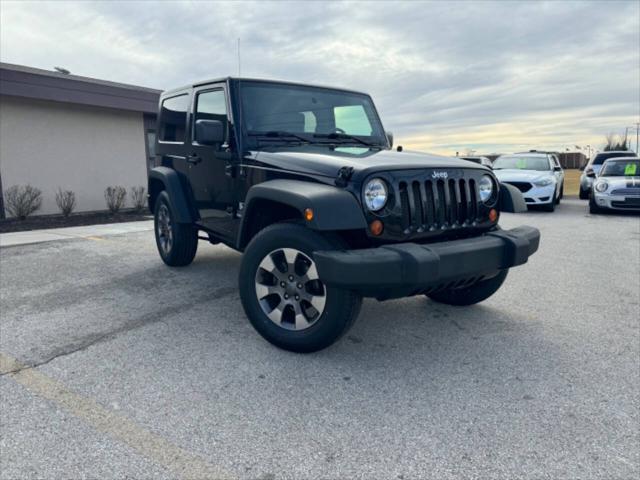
[
  {"x1": 589, "y1": 195, "x2": 602, "y2": 214},
  {"x1": 154, "y1": 191, "x2": 198, "y2": 266},
  {"x1": 542, "y1": 196, "x2": 556, "y2": 212},
  {"x1": 239, "y1": 223, "x2": 361, "y2": 353},
  {"x1": 579, "y1": 187, "x2": 589, "y2": 200},
  {"x1": 427, "y1": 270, "x2": 508, "y2": 306}
]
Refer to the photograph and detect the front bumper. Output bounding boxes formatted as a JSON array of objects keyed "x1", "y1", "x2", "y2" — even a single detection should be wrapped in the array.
[
  {"x1": 314, "y1": 226, "x2": 540, "y2": 299},
  {"x1": 593, "y1": 193, "x2": 640, "y2": 211},
  {"x1": 521, "y1": 184, "x2": 556, "y2": 205}
]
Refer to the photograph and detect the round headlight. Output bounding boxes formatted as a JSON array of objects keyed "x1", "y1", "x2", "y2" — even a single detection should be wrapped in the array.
[
  {"x1": 363, "y1": 178, "x2": 388, "y2": 211},
  {"x1": 595, "y1": 181, "x2": 608, "y2": 193},
  {"x1": 478, "y1": 175, "x2": 494, "y2": 203}
]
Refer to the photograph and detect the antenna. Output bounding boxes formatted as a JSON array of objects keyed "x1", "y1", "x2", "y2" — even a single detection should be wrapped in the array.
[{"x1": 237, "y1": 37, "x2": 241, "y2": 77}]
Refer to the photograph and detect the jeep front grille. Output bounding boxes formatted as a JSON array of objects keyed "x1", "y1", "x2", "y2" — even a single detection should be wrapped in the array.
[{"x1": 397, "y1": 178, "x2": 479, "y2": 233}]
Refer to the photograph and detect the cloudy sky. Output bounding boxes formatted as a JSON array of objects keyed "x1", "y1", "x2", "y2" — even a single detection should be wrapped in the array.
[{"x1": 1, "y1": 0, "x2": 638, "y2": 154}]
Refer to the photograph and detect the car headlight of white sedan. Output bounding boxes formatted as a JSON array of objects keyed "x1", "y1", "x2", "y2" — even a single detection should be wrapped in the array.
[
  {"x1": 594, "y1": 181, "x2": 608, "y2": 193},
  {"x1": 533, "y1": 176, "x2": 555, "y2": 187}
]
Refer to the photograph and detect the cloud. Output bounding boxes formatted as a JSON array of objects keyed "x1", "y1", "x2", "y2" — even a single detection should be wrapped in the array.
[{"x1": 1, "y1": 0, "x2": 638, "y2": 154}]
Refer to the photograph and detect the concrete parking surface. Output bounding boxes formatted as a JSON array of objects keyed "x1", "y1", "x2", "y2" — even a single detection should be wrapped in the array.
[{"x1": 1, "y1": 198, "x2": 638, "y2": 479}]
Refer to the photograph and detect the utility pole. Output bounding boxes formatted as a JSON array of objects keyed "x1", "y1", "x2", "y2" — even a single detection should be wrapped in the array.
[{"x1": 635, "y1": 122, "x2": 640, "y2": 153}]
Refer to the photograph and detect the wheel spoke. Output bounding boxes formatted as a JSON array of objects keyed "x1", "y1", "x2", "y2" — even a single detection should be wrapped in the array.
[
  {"x1": 293, "y1": 302, "x2": 309, "y2": 329},
  {"x1": 301, "y1": 262, "x2": 319, "y2": 282},
  {"x1": 282, "y1": 248, "x2": 298, "y2": 272},
  {"x1": 266, "y1": 304, "x2": 284, "y2": 324},
  {"x1": 258, "y1": 253, "x2": 277, "y2": 274},
  {"x1": 256, "y1": 283, "x2": 279, "y2": 299},
  {"x1": 309, "y1": 293, "x2": 326, "y2": 312}
]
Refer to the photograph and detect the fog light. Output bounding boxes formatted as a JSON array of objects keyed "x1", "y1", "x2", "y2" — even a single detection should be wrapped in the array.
[
  {"x1": 304, "y1": 208, "x2": 314, "y2": 221},
  {"x1": 369, "y1": 220, "x2": 384, "y2": 236},
  {"x1": 489, "y1": 209, "x2": 498, "y2": 222}
]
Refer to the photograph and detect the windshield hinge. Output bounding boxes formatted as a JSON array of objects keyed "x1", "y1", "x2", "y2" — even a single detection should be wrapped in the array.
[{"x1": 335, "y1": 166, "x2": 354, "y2": 187}]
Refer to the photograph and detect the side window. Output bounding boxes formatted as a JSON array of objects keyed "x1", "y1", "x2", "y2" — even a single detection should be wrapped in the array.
[
  {"x1": 159, "y1": 94, "x2": 188, "y2": 142},
  {"x1": 194, "y1": 90, "x2": 227, "y2": 141},
  {"x1": 334, "y1": 105, "x2": 373, "y2": 136}
]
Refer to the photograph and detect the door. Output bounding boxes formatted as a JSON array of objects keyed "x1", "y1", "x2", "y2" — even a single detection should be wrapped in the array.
[{"x1": 188, "y1": 86, "x2": 237, "y2": 237}]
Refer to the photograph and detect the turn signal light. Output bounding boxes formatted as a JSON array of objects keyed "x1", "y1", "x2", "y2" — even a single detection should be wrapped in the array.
[
  {"x1": 489, "y1": 209, "x2": 498, "y2": 222},
  {"x1": 369, "y1": 220, "x2": 384, "y2": 236},
  {"x1": 304, "y1": 208, "x2": 314, "y2": 221}
]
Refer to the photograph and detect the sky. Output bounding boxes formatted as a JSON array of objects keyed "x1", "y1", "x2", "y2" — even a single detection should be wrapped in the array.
[{"x1": 1, "y1": 0, "x2": 639, "y2": 155}]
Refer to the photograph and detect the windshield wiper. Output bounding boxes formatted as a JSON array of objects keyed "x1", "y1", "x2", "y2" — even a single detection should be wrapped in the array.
[
  {"x1": 313, "y1": 132, "x2": 379, "y2": 148},
  {"x1": 248, "y1": 130, "x2": 310, "y2": 144}
]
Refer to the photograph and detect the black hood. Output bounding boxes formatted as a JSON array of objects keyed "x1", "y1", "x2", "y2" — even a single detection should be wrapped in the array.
[{"x1": 246, "y1": 146, "x2": 488, "y2": 183}]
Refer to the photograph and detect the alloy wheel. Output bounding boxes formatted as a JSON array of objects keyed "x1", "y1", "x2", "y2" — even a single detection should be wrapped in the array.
[
  {"x1": 157, "y1": 204, "x2": 173, "y2": 254},
  {"x1": 254, "y1": 248, "x2": 327, "y2": 331}
]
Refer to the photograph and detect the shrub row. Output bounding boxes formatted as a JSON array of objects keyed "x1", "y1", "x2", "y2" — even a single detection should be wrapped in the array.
[{"x1": 3, "y1": 185, "x2": 147, "y2": 220}]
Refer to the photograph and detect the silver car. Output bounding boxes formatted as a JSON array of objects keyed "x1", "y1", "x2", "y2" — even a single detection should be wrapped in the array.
[
  {"x1": 589, "y1": 157, "x2": 640, "y2": 214},
  {"x1": 579, "y1": 150, "x2": 637, "y2": 199},
  {"x1": 492, "y1": 152, "x2": 564, "y2": 212}
]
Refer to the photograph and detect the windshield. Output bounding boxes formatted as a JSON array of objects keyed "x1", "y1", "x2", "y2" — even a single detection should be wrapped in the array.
[
  {"x1": 493, "y1": 155, "x2": 550, "y2": 171},
  {"x1": 600, "y1": 159, "x2": 639, "y2": 176},
  {"x1": 592, "y1": 152, "x2": 636, "y2": 165},
  {"x1": 239, "y1": 82, "x2": 386, "y2": 146}
]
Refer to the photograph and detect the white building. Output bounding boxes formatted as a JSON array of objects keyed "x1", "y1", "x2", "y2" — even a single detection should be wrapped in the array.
[{"x1": 0, "y1": 63, "x2": 160, "y2": 218}]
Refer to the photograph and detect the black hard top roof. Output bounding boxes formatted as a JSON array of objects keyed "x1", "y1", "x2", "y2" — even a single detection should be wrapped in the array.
[{"x1": 162, "y1": 77, "x2": 368, "y2": 97}]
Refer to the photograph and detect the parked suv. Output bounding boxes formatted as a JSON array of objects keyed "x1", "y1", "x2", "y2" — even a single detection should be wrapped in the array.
[{"x1": 149, "y1": 78, "x2": 540, "y2": 352}]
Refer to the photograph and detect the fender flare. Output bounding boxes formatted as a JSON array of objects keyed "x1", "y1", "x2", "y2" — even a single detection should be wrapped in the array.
[
  {"x1": 498, "y1": 182, "x2": 528, "y2": 213},
  {"x1": 148, "y1": 167, "x2": 195, "y2": 223},
  {"x1": 237, "y1": 179, "x2": 367, "y2": 248}
]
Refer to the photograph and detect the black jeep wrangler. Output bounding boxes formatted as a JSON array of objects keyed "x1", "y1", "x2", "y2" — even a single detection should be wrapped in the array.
[{"x1": 149, "y1": 78, "x2": 539, "y2": 352}]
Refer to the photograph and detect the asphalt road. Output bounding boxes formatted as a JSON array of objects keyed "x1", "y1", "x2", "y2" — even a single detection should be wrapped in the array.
[{"x1": 1, "y1": 198, "x2": 638, "y2": 479}]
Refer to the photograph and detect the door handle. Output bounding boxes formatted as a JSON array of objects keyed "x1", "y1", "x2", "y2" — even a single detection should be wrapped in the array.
[{"x1": 187, "y1": 153, "x2": 202, "y2": 165}]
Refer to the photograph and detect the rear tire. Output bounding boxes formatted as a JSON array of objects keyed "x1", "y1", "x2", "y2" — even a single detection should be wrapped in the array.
[
  {"x1": 239, "y1": 223, "x2": 362, "y2": 353},
  {"x1": 426, "y1": 270, "x2": 508, "y2": 306},
  {"x1": 154, "y1": 191, "x2": 198, "y2": 266}
]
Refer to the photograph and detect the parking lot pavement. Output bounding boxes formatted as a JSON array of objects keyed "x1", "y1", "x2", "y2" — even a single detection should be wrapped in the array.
[{"x1": 1, "y1": 198, "x2": 638, "y2": 479}]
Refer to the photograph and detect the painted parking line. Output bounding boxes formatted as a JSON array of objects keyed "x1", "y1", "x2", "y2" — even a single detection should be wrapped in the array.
[{"x1": 0, "y1": 353, "x2": 234, "y2": 480}]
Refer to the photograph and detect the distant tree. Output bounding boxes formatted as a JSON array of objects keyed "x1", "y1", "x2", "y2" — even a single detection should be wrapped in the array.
[{"x1": 604, "y1": 132, "x2": 629, "y2": 151}]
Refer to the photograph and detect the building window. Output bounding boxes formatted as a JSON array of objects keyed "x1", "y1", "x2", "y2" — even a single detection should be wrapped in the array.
[
  {"x1": 146, "y1": 130, "x2": 156, "y2": 167},
  {"x1": 159, "y1": 94, "x2": 188, "y2": 142}
]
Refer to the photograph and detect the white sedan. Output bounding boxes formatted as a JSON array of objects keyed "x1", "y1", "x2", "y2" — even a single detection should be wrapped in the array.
[
  {"x1": 492, "y1": 152, "x2": 564, "y2": 212},
  {"x1": 590, "y1": 157, "x2": 640, "y2": 214}
]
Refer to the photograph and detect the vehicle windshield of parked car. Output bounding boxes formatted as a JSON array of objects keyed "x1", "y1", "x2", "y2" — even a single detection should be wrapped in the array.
[
  {"x1": 592, "y1": 151, "x2": 636, "y2": 165},
  {"x1": 493, "y1": 156, "x2": 550, "y2": 171},
  {"x1": 240, "y1": 82, "x2": 386, "y2": 147},
  {"x1": 600, "y1": 159, "x2": 639, "y2": 177}
]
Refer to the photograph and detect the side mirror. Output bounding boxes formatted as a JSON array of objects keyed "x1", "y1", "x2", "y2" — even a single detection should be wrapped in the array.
[
  {"x1": 554, "y1": 166, "x2": 562, "y2": 172},
  {"x1": 586, "y1": 168, "x2": 596, "y2": 178},
  {"x1": 195, "y1": 119, "x2": 224, "y2": 146},
  {"x1": 385, "y1": 131, "x2": 393, "y2": 149}
]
